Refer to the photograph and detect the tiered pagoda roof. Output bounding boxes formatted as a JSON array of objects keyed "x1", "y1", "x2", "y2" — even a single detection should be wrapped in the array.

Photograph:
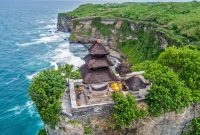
[
  {"x1": 84, "y1": 54, "x2": 113, "y2": 69},
  {"x1": 88, "y1": 42, "x2": 109, "y2": 56},
  {"x1": 80, "y1": 40, "x2": 118, "y2": 84},
  {"x1": 80, "y1": 64, "x2": 118, "y2": 84}
]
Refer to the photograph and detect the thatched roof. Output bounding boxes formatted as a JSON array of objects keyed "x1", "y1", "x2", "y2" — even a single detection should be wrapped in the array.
[
  {"x1": 88, "y1": 42, "x2": 109, "y2": 56},
  {"x1": 115, "y1": 63, "x2": 132, "y2": 75},
  {"x1": 84, "y1": 54, "x2": 113, "y2": 69},
  {"x1": 124, "y1": 76, "x2": 147, "y2": 91},
  {"x1": 80, "y1": 64, "x2": 119, "y2": 84}
]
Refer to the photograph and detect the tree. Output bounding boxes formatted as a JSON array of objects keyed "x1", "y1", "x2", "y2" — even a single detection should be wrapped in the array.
[
  {"x1": 112, "y1": 92, "x2": 146, "y2": 129},
  {"x1": 157, "y1": 46, "x2": 200, "y2": 102},
  {"x1": 29, "y1": 69, "x2": 65, "y2": 128},
  {"x1": 133, "y1": 61, "x2": 192, "y2": 116}
]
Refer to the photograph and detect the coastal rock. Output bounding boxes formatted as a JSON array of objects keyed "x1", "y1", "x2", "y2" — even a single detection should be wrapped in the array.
[
  {"x1": 132, "y1": 104, "x2": 200, "y2": 135},
  {"x1": 57, "y1": 14, "x2": 73, "y2": 32},
  {"x1": 46, "y1": 104, "x2": 200, "y2": 135}
]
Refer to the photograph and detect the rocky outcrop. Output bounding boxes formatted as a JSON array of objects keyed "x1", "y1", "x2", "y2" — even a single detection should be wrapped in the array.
[
  {"x1": 132, "y1": 104, "x2": 200, "y2": 135},
  {"x1": 46, "y1": 104, "x2": 200, "y2": 135},
  {"x1": 57, "y1": 14, "x2": 181, "y2": 62},
  {"x1": 57, "y1": 14, "x2": 74, "y2": 32}
]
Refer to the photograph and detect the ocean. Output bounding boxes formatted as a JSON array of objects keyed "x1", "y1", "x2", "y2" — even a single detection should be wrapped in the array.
[{"x1": 0, "y1": 0, "x2": 198, "y2": 134}]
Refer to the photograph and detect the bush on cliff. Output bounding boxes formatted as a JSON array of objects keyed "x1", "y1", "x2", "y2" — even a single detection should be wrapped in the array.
[
  {"x1": 38, "y1": 129, "x2": 47, "y2": 135},
  {"x1": 184, "y1": 117, "x2": 200, "y2": 135},
  {"x1": 58, "y1": 64, "x2": 81, "y2": 79},
  {"x1": 157, "y1": 46, "x2": 200, "y2": 102},
  {"x1": 133, "y1": 61, "x2": 192, "y2": 116},
  {"x1": 29, "y1": 64, "x2": 81, "y2": 128},
  {"x1": 112, "y1": 92, "x2": 147, "y2": 129},
  {"x1": 29, "y1": 69, "x2": 65, "y2": 128}
]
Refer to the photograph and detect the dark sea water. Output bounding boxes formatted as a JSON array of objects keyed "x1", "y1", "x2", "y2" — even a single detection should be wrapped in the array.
[{"x1": 0, "y1": 0, "x2": 198, "y2": 134}]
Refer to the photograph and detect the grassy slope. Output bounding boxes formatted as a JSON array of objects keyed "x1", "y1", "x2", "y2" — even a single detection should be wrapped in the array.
[
  {"x1": 60, "y1": 2, "x2": 200, "y2": 64},
  {"x1": 65, "y1": 2, "x2": 200, "y2": 42}
]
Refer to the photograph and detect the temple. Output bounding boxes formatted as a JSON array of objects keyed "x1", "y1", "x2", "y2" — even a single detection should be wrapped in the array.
[
  {"x1": 80, "y1": 40, "x2": 119, "y2": 103},
  {"x1": 80, "y1": 40, "x2": 118, "y2": 84},
  {"x1": 62, "y1": 40, "x2": 151, "y2": 119}
]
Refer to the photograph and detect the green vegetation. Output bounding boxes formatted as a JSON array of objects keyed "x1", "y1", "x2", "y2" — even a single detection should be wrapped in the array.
[
  {"x1": 84, "y1": 125, "x2": 93, "y2": 135},
  {"x1": 29, "y1": 69, "x2": 65, "y2": 128},
  {"x1": 157, "y1": 47, "x2": 200, "y2": 102},
  {"x1": 91, "y1": 17, "x2": 113, "y2": 36},
  {"x1": 66, "y1": 2, "x2": 200, "y2": 41},
  {"x1": 133, "y1": 61, "x2": 192, "y2": 116},
  {"x1": 69, "y1": 120, "x2": 79, "y2": 127},
  {"x1": 38, "y1": 129, "x2": 47, "y2": 135},
  {"x1": 112, "y1": 92, "x2": 147, "y2": 129},
  {"x1": 184, "y1": 117, "x2": 200, "y2": 135},
  {"x1": 29, "y1": 64, "x2": 81, "y2": 128},
  {"x1": 119, "y1": 29, "x2": 164, "y2": 64},
  {"x1": 69, "y1": 32, "x2": 76, "y2": 41},
  {"x1": 58, "y1": 64, "x2": 81, "y2": 79},
  {"x1": 63, "y1": 2, "x2": 200, "y2": 64}
]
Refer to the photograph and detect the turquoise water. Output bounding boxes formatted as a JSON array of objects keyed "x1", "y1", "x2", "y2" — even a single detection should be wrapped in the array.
[
  {"x1": 0, "y1": 1, "x2": 89, "y2": 134},
  {"x1": 0, "y1": 0, "x2": 197, "y2": 135}
]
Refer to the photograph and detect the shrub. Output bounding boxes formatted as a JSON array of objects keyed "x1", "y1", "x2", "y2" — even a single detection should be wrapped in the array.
[
  {"x1": 184, "y1": 117, "x2": 200, "y2": 135},
  {"x1": 84, "y1": 126, "x2": 93, "y2": 135},
  {"x1": 58, "y1": 64, "x2": 81, "y2": 79},
  {"x1": 69, "y1": 33, "x2": 76, "y2": 41},
  {"x1": 38, "y1": 129, "x2": 47, "y2": 135},
  {"x1": 133, "y1": 61, "x2": 192, "y2": 116},
  {"x1": 112, "y1": 92, "x2": 146, "y2": 129},
  {"x1": 29, "y1": 69, "x2": 66, "y2": 128},
  {"x1": 91, "y1": 17, "x2": 113, "y2": 36},
  {"x1": 157, "y1": 46, "x2": 200, "y2": 102}
]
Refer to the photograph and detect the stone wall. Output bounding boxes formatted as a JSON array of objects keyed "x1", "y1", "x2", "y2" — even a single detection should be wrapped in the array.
[{"x1": 71, "y1": 103, "x2": 114, "y2": 120}]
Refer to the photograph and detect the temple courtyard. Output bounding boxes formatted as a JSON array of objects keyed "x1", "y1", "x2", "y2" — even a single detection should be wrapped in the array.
[{"x1": 61, "y1": 40, "x2": 151, "y2": 119}]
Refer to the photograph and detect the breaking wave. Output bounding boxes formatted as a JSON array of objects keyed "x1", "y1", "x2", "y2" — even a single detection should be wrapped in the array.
[
  {"x1": 51, "y1": 42, "x2": 84, "y2": 67},
  {"x1": 6, "y1": 101, "x2": 36, "y2": 117},
  {"x1": 26, "y1": 72, "x2": 38, "y2": 80}
]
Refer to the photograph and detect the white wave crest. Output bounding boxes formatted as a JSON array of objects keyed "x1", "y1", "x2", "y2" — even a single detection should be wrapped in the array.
[
  {"x1": 51, "y1": 43, "x2": 84, "y2": 67},
  {"x1": 5, "y1": 77, "x2": 19, "y2": 85},
  {"x1": 6, "y1": 101, "x2": 36, "y2": 117},
  {"x1": 7, "y1": 105, "x2": 25, "y2": 115},
  {"x1": 26, "y1": 72, "x2": 38, "y2": 80},
  {"x1": 43, "y1": 24, "x2": 56, "y2": 30},
  {"x1": 25, "y1": 101, "x2": 35, "y2": 117},
  {"x1": 50, "y1": 61, "x2": 58, "y2": 70},
  {"x1": 16, "y1": 34, "x2": 64, "y2": 47}
]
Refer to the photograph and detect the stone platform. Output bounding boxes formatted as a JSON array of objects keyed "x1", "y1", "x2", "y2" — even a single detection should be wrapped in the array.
[
  {"x1": 61, "y1": 72, "x2": 151, "y2": 120},
  {"x1": 61, "y1": 79, "x2": 114, "y2": 120}
]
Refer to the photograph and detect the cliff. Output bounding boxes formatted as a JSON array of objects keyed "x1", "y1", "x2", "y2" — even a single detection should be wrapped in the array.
[
  {"x1": 46, "y1": 104, "x2": 200, "y2": 135},
  {"x1": 55, "y1": 3, "x2": 200, "y2": 134},
  {"x1": 57, "y1": 14, "x2": 184, "y2": 63}
]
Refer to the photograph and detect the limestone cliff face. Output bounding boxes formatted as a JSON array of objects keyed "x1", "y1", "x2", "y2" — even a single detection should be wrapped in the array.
[
  {"x1": 55, "y1": 14, "x2": 199, "y2": 135},
  {"x1": 57, "y1": 14, "x2": 179, "y2": 61},
  {"x1": 46, "y1": 104, "x2": 200, "y2": 135},
  {"x1": 132, "y1": 104, "x2": 200, "y2": 135}
]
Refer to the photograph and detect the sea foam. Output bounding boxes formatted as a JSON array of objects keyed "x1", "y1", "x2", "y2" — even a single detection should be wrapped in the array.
[
  {"x1": 51, "y1": 42, "x2": 84, "y2": 67},
  {"x1": 7, "y1": 101, "x2": 36, "y2": 117},
  {"x1": 26, "y1": 72, "x2": 38, "y2": 80}
]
